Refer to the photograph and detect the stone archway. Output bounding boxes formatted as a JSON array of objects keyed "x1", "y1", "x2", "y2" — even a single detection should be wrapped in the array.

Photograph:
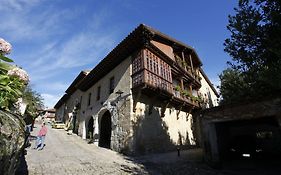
[{"x1": 99, "y1": 111, "x2": 112, "y2": 148}]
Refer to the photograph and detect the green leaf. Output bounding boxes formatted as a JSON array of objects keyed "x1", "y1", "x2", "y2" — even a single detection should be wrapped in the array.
[
  {"x1": 0, "y1": 62, "x2": 12, "y2": 72},
  {"x1": 0, "y1": 55, "x2": 14, "y2": 62},
  {"x1": 0, "y1": 76, "x2": 10, "y2": 86}
]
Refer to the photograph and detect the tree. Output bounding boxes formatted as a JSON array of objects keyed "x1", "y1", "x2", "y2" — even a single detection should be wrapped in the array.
[
  {"x1": 22, "y1": 85, "x2": 44, "y2": 118},
  {"x1": 220, "y1": 0, "x2": 281, "y2": 104}
]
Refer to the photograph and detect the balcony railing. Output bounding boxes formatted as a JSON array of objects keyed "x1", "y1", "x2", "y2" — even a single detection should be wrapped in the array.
[
  {"x1": 132, "y1": 49, "x2": 173, "y2": 93},
  {"x1": 132, "y1": 49, "x2": 201, "y2": 108},
  {"x1": 132, "y1": 70, "x2": 173, "y2": 93},
  {"x1": 174, "y1": 55, "x2": 201, "y2": 83},
  {"x1": 173, "y1": 90, "x2": 200, "y2": 107}
]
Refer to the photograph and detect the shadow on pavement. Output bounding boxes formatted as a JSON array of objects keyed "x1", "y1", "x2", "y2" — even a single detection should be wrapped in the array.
[
  {"x1": 120, "y1": 149, "x2": 281, "y2": 175},
  {"x1": 15, "y1": 151, "x2": 28, "y2": 175}
]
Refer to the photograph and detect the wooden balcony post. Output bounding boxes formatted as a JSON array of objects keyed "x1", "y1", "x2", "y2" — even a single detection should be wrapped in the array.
[
  {"x1": 189, "y1": 85, "x2": 193, "y2": 95},
  {"x1": 189, "y1": 54, "x2": 194, "y2": 73},
  {"x1": 180, "y1": 78, "x2": 184, "y2": 90},
  {"x1": 181, "y1": 51, "x2": 187, "y2": 71}
]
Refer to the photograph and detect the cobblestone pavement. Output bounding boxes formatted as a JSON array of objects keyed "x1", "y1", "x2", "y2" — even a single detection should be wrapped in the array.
[
  {"x1": 23, "y1": 123, "x2": 281, "y2": 175},
  {"x1": 25, "y1": 123, "x2": 147, "y2": 175}
]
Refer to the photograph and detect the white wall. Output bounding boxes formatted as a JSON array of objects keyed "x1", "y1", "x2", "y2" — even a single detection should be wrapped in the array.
[{"x1": 199, "y1": 72, "x2": 219, "y2": 108}]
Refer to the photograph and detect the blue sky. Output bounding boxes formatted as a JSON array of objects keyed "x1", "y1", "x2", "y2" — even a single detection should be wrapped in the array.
[{"x1": 0, "y1": 0, "x2": 237, "y2": 108}]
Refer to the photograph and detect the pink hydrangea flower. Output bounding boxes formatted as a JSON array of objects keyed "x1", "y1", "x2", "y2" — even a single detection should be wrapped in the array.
[
  {"x1": 7, "y1": 67, "x2": 29, "y2": 83},
  {"x1": 0, "y1": 38, "x2": 12, "y2": 55}
]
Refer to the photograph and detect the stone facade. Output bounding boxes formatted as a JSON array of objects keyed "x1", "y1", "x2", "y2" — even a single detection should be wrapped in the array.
[
  {"x1": 54, "y1": 24, "x2": 219, "y2": 155},
  {"x1": 131, "y1": 95, "x2": 196, "y2": 154},
  {"x1": 79, "y1": 56, "x2": 132, "y2": 147}
]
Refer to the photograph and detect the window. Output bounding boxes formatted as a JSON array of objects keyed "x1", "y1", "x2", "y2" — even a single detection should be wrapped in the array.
[
  {"x1": 109, "y1": 77, "x2": 115, "y2": 94},
  {"x1": 97, "y1": 86, "x2": 101, "y2": 101},
  {"x1": 87, "y1": 93, "x2": 91, "y2": 106}
]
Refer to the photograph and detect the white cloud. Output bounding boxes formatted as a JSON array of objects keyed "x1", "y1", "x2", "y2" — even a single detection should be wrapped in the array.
[
  {"x1": 0, "y1": 1, "x2": 117, "y2": 82},
  {"x1": 55, "y1": 32, "x2": 115, "y2": 68},
  {"x1": 0, "y1": 1, "x2": 79, "y2": 42},
  {"x1": 41, "y1": 93, "x2": 61, "y2": 108},
  {"x1": 0, "y1": 0, "x2": 39, "y2": 11},
  {"x1": 1, "y1": 1, "x2": 118, "y2": 108},
  {"x1": 28, "y1": 42, "x2": 58, "y2": 67},
  {"x1": 25, "y1": 30, "x2": 115, "y2": 82},
  {"x1": 37, "y1": 82, "x2": 69, "y2": 93}
]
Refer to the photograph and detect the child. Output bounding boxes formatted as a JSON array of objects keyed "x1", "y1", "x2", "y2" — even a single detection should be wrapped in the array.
[{"x1": 34, "y1": 122, "x2": 47, "y2": 150}]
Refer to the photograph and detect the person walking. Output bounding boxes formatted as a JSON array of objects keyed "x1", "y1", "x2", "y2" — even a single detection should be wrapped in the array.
[{"x1": 34, "y1": 122, "x2": 47, "y2": 150}]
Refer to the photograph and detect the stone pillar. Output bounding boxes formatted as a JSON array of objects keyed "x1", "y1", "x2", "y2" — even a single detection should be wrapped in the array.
[{"x1": 201, "y1": 119, "x2": 220, "y2": 167}]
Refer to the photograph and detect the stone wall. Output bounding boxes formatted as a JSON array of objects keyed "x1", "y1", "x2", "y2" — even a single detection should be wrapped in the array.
[
  {"x1": 111, "y1": 97, "x2": 132, "y2": 153},
  {"x1": 130, "y1": 94, "x2": 197, "y2": 155},
  {"x1": 199, "y1": 97, "x2": 281, "y2": 166},
  {"x1": 0, "y1": 110, "x2": 26, "y2": 175},
  {"x1": 78, "y1": 56, "x2": 133, "y2": 144}
]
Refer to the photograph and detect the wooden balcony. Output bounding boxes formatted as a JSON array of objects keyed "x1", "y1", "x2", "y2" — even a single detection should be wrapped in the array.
[
  {"x1": 132, "y1": 69, "x2": 173, "y2": 94},
  {"x1": 173, "y1": 90, "x2": 200, "y2": 108},
  {"x1": 174, "y1": 54, "x2": 201, "y2": 84},
  {"x1": 132, "y1": 49, "x2": 201, "y2": 109}
]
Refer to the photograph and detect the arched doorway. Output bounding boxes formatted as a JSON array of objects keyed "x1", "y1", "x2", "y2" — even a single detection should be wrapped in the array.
[
  {"x1": 87, "y1": 117, "x2": 94, "y2": 142},
  {"x1": 99, "y1": 111, "x2": 111, "y2": 148}
]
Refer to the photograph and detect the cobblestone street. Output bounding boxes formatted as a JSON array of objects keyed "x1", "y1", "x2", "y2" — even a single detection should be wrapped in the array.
[
  {"x1": 19, "y1": 123, "x2": 281, "y2": 175},
  {"x1": 24, "y1": 123, "x2": 147, "y2": 175}
]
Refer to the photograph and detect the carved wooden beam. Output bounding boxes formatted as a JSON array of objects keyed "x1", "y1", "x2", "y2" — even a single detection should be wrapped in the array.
[
  {"x1": 161, "y1": 99, "x2": 172, "y2": 118},
  {"x1": 177, "y1": 102, "x2": 186, "y2": 119}
]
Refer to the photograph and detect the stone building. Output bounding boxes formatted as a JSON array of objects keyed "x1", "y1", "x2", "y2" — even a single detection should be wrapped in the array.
[
  {"x1": 198, "y1": 97, "x2": 281, "y2": 167},
  {"x1": 54, "y1": 24, "x2": 218, "y2": 155}
]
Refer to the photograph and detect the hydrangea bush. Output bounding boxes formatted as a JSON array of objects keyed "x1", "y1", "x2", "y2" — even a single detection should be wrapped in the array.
[
  {"x1": 7, "y1": 67, "x2": 29, "y2": 83},
  {"x1": 0, "y1": 38, "x2": 12, "y2": 54},
  {"x1": 0, "y1": 38, "x2": 29, "y2": 110}
]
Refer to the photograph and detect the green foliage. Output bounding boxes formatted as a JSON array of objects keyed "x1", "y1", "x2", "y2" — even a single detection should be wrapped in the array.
[
  {"x1": 0, "y1": 62, "x2": 12, "y2": 72},
  {"x1": 0, "y1": 37, "x2": 42, "y2": 113},
  {"x1": 0, "y1": 75, "x2": 25, "y2": 109},
  {"x1": 0, "y1": 53, "x2": 27, "y2": 110},
  {"x1": 0, "y1": 54, "x2": 13, "y2": 63},
  {"x1": 219, "y1": 68, "x2": 251, "y2": 104},
  {"x1": 22, "y1": 85, "x2": 44, "y2": 118},
  {"x1": 220, "y1": 0, "x2": 281, "y2": 104},
  {"x1": 195, "y1": 96, "x2": 204, "y2": 103},
  {"x1": 181, "y1": 90, "x2": 191, "y2": 97},
  {"x1": 0, "y1": 54, "x2": 21, "y2": 110},
  {"x1": 175, "y1": 85, "x2": 181, "y2": 92}
]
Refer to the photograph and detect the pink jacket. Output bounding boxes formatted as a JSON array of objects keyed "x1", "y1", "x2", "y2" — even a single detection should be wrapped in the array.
[{"x1": 38, "y1": 126, "x2": 47, "y2": 136}]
